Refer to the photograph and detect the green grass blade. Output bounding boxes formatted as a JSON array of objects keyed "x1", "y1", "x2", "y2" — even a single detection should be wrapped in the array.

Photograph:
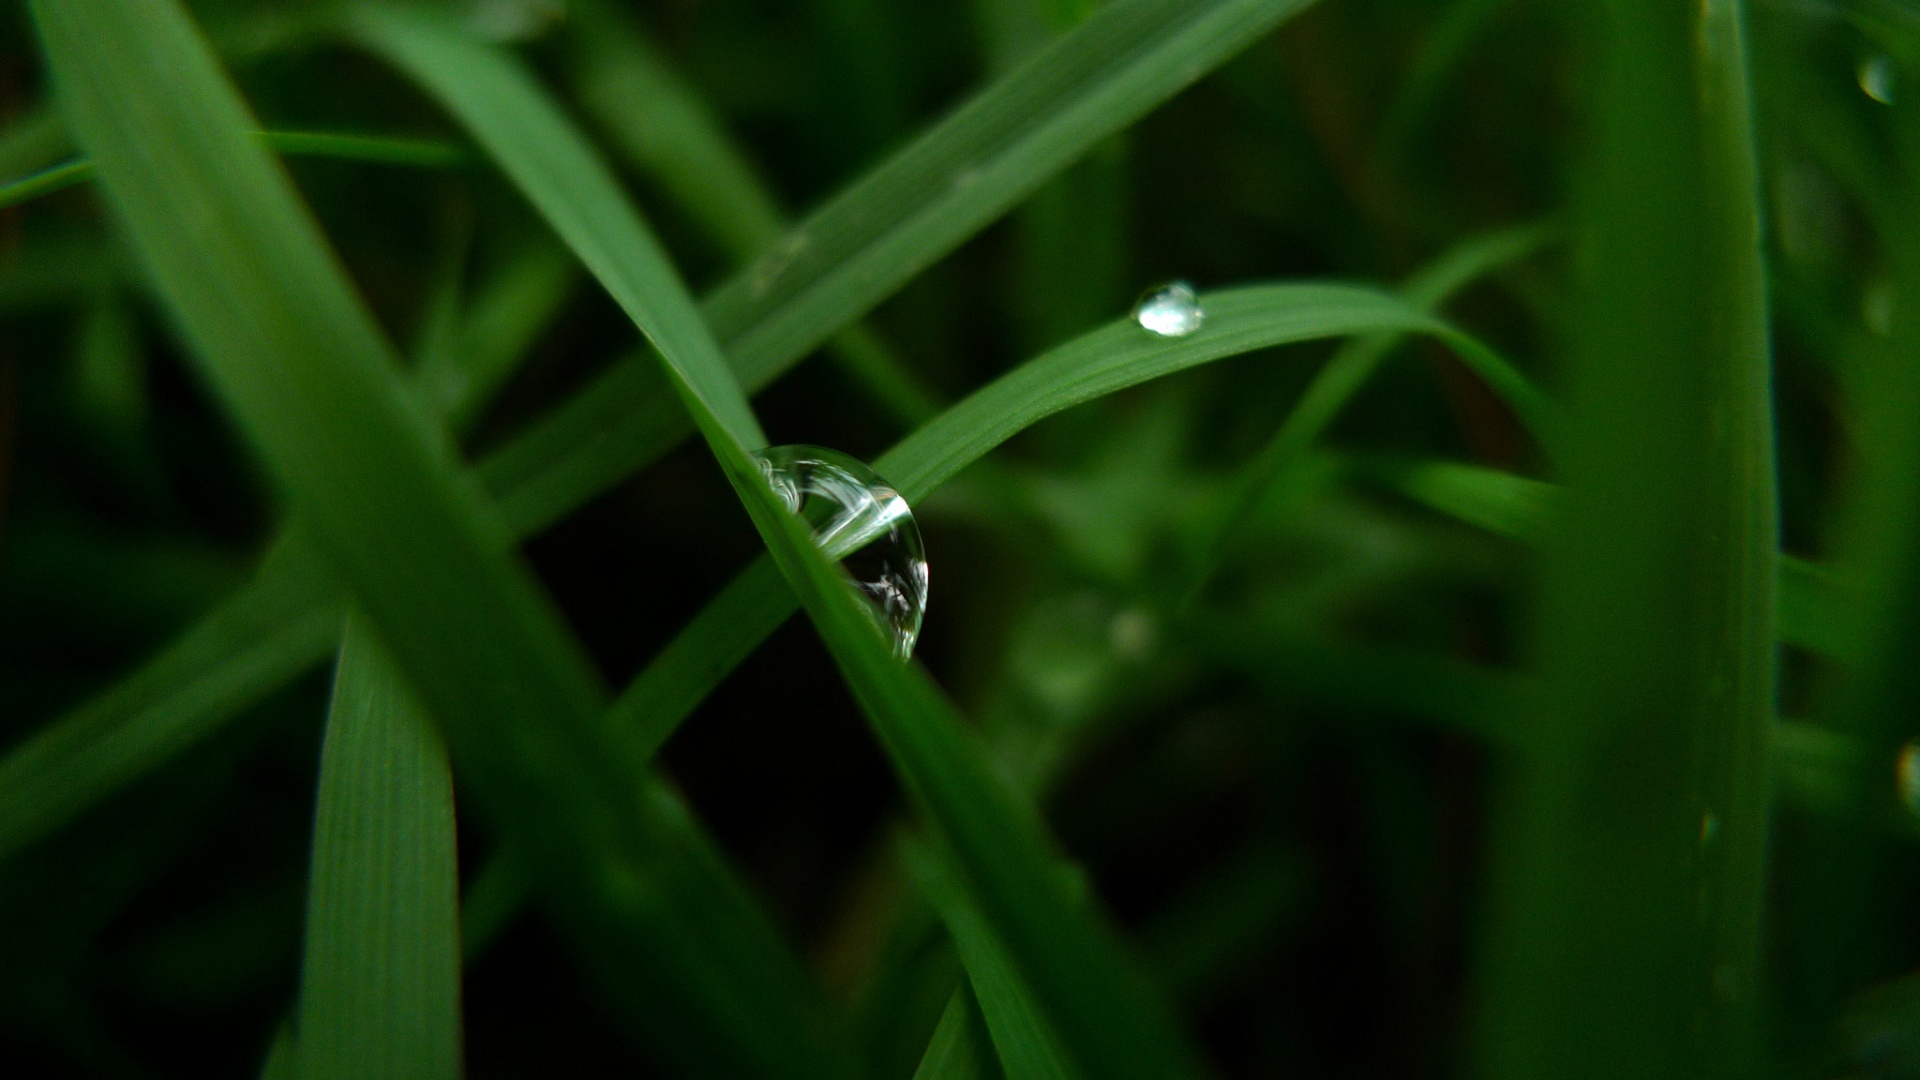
[
  {"x1": 701, "y1": 0, "x2": 1317, "y2": 382},
  {"x1": 905, "y1": 837, "x2": 1080, "y2": 1080},
  {"x1": 557, "y1": 0, "x2": 941, "y2": 427},
  {"x1": 913, "y1": 991, "x2": 1004, "y2": 1080},
  {"x1": 1470, "y1": 2, "x2": 1778, "y2": 1076},
  {"x1": 1188, "y1": 224, "x2": 1553, "y2": 593},
  {"x1": 348, "y1": 4, "x2": 768, "y2": 452},
  {"x1": 418, "y1": 0, "x2": 1325, "y2": 526},
  {"x1": 563, "y1": 0, "x2": 785, "y2": 260},
  {"x1": 294, "y1": 618, "x2": 461, "y2": 1080},
  {"x1": 0, "y1": 538, "x2": 341, "y2": 862},
  {"x1": 373, "y1": 10, "x2": 1214, "y2": 1067},
  {"x1": 0, "y1": 130, "x2": 469, "y2": 213},
  {"x1": 29, "y1": 4, "x2": 842, "y2": 1077}
]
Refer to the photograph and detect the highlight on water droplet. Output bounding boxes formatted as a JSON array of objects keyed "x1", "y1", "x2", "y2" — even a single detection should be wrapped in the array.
[
  {"x1": 1133, "y1": 281, "x2": 1205, "y2": 337},
  {"x1": 755, "y1": 445, "x2": 929, "y2": 659},
  {"x1": 1860, "y1": 54, "x2": 1897, "y2": 105},
  {"x1": 1898, "y1": 738, "x2": 1920, "y2": 815}
]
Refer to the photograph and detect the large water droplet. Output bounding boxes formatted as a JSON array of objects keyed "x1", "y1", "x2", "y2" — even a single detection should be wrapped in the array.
[
  {"x1": 1134, "y1": 281, "x2": 1205, "y2": 337},
  {"x1": 756, "y1": 445, "x2": 928, "y2": 659},
  {"x1": 1860, "y1": 54, "x2": 1897, "y2": 105}
]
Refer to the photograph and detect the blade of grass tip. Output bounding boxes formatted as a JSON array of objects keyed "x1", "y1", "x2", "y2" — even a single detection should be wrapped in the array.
[
  {"x1": 294, "y1": 618, "x2": 461, "y2": 1080},
  {"x1": 358, "y1": 5, "x2": 1214, "y2": 1069},
  {"x1": 561, "y1": 0, "x2": 941, "y2": 427},
  {"x1": 1471, "y1": 2, "x2": 1778, "y2": 1077},
  {"x1": 904, "y1": 836, "x2": 1081, "y2": 1080},
  {"x1": 30, "y1": 5, "x2": 845, "y2": 1078},
  {"x1": 913, "y1": 990, "x2": 1005, "y2": 1080},
  {"x1": 1184, "y1": 223, "x2": 1555, "y2": 599}
]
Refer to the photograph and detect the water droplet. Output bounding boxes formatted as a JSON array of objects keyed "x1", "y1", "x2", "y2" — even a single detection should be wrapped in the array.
[
  {"x1": 1860, "y1": 54, "x2": 1897, "y2": 105},
  {"x1": 756, "y1": 445, "x2": 928, "y2": 659},
  {"x1": 1134, "y1": 281, "x2": 1205, "y2": 337},
  {"x1": 1897, "y1": 739, "x2": 1920, "y2": 814}
]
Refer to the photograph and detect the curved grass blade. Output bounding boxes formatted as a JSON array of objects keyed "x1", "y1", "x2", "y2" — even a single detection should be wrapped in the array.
[
  {"x1": 28, "y1": 5, "x2": 843, "y2": 1078},
  {"x1": 1470, "y1": 2, "x2": 1778, "y2": 1076},
  {"x1": 294, "y1": 619, "x2": 461, "y2": 1080},
  {"x1": 1186, "y1": 223, "x2": 1554, "y2": 596},
  {"x1": 2, "y1": 0, "x2": 1318, "y2": 873}
]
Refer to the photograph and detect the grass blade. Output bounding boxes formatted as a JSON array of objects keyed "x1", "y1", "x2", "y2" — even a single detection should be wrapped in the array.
[
  {"x1": 0, "y1": 538, "x2": 340, "y2": 861},
  {"x1": 365, "y1": 10, "x2": 1217, "y2": 1070},
  {"x1": 29, "y1": 4, "x2": 843, "y2": 1077},
  {"x1": 348, "y1": 4, "x2": 767, "y2": 452},
  {"x1": 905, "y1": 837, "x2": 1080, "y2": 1080},
  {"x1": 913, "y1": 991, "x2": 1004, "y2": 1080},
  {"x1": 294, "y1": 618, "x2": 461, "y2": 1080},
  {"x1": 1470, "y1": 2, "x2": 1778, "y2": 1076}
]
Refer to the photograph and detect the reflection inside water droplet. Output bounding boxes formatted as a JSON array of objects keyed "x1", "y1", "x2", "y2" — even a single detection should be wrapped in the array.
[
  {"x1": 1134, "y1": 281, "x2": 1205, "y2": 337},
  {"x1": 1860, "y1": 54, "x2": 1897, "y2": 105},
  {"x1": 756, "y1": 445, "x2": 928, "y2": 659}
]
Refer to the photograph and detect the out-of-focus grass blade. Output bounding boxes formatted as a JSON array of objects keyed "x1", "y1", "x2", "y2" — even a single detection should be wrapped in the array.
[
  {"x1": 1471, "y1": 2, "x2": 1778, "y2": 1077},
  {"x1": 294, "y1": 619, "x2": 461, "y2": 1080},
  {"x1": 417, "y1": 240, "x2": 578, "y2": 432},
  {"x1": 562, "y1": 0, "x2": 784, "y2": 260},
  {"x1": 1371, "y1": 459, "x2": 1846, "y2": 657},
  {"x1": 441, "y1": 0, "x2": 1324, "y2": 522},
  {"x1": 0, "y1": 103, "x2": 69, "y2": 179},
  {"x1": 0, "y1": 130, "x2": 469, "y2": 212},
  {"x1": 905, "y1": 837, "x2": 1080, "y2": 1080},
  {"x1": 29, "y1": 5, "x2": 843, "y2": 1079},
  {"x1": 701, "y1": 0, "x2": 1317, "y2": 380},
  {"x1": 0, "y1": 538, "x2": 340, "y2": 861},
  {"x1": 913, "y1": 991, "x2": 1004, "y2": 1080},
  {"x1": 1189, "y1": 224, "x2": 1553, "y2": 593},
  {"x1": 348, "y1": 4, "x2": 767, "y2": 452},
  {"x1": 558, "y1": 0, "x2": 940, "y2": 427},
  {"x1": 1790, "y1": 2, "x2": 1920, "y2": 1037}
]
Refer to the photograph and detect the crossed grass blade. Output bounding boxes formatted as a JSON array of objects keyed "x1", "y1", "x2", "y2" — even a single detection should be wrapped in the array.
[
  {"x1": 27, "y1": 3, "x2": 845, "y2": 1078},
  {"x1": 1470, "y1": 4, "x2": 1778, "y2": 1077},
  {"x1": 0, "y1": 0, "x2": 1322, "y2": 863},
  {"x1": 345, "y1": 10, "x2": 1213, "y2": 1073}
]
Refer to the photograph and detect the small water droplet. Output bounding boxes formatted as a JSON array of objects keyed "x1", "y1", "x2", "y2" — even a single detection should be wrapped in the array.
[
  {"x1": 1860, "y1": 54, "x2": 1897, "y2": 105},
  {"x1": 1897, "y1": 739, "x2": 1920, "y2": 814},
  {"x1": 1699, "y1": 812, "x2": 1720, "y2": 847},
  {"x1": 1134, "y1": 281, "x2": 1205, "y2": 337},
  {"x1": 756, "y1": 445, "x2": 928, "y2": 659}
]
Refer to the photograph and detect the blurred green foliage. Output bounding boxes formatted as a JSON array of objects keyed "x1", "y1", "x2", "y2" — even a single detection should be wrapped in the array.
[{"x1": 1, "y1": 0, "x2": 1917, "y2": 1077}]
